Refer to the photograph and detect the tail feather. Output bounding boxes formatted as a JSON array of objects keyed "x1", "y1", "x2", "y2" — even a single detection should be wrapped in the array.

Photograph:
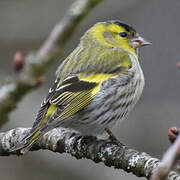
[
  {"x1": 10, "y1": 141, "x2": 28, "y2": 152},
  {"x1": 10, "y1": 125, "x2": 53, "y2": 154},
  {"x1": 20, "y1": 127, "x2": 52, "y2": 154},
  {"x1": 20, "y1": 141, "x2": 36, "y2": 154},
  {"x1": 10, "y1": 103, "x2": 52, "y2": 154},
  {"x1": 10, "y1": 129, "x2": 41, "y2": 154}
]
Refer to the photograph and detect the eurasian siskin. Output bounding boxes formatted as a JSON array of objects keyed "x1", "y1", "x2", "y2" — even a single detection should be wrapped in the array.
[{"x1": 11, "y1": 20, "x2": 150, "y2": 153}]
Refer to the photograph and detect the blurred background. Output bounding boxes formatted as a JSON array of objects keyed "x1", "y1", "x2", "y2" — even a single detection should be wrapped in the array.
[{"x1": 0, "y1": 0, "x2": 180, "y2": 179}]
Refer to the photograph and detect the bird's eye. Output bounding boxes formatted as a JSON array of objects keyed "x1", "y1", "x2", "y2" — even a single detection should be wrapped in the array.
[{"x1": 119, "y1": 32, "x2": 127, "y2": 38}]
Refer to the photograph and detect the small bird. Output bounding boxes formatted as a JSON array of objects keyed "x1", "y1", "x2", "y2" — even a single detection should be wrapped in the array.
[{"x1": 11, "y1": 20, "x2": 150, "y2": 153}]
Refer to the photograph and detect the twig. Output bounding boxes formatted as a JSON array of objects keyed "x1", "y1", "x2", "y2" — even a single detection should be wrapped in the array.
[
  {"x1": 0, "y1": 0, "x2": 103, "y2": 126},
  {"x1": 151, "y1": 134, "x2": 180, "y2": 180},
  {"x1": 168, "y1": 126, "x2": 180, "y2": 144},
  {"x1": 0, "y1": 127, "x2": 179, "y2": 180}
]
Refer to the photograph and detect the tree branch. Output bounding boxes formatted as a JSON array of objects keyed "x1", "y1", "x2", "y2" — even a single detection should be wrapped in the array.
[
  {"x1": 0, "y1": 0, "x2": 103, "y2": 126},
  {"x1": 151, "y1": 133, "x2": 180, "y2": 180},
  {"x1": 0, "y1": 127, "x2": 179, "y2": 180}
]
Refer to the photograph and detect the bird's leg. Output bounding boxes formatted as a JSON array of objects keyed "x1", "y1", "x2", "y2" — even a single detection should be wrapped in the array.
[
  {"x1": 105, "y1": 128, "x2": 118, "y2": 142},
  {"x1": 105, "y1": 128, "x2": 124, "y2": 146}
]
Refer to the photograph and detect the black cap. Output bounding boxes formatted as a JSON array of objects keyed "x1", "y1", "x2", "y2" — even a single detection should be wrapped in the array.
[{"x1": 109, "y1": 20, "x2": 136, "y2": 33}]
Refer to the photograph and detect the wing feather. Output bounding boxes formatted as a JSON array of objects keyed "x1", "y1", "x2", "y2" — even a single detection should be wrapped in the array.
[{"x1": 31, "y1": 47, "x2": 132, "y2": 132}]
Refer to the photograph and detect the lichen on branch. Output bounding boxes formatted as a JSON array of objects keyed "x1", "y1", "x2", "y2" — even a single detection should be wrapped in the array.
[{"x1": 0, "y1": 127, "x2": 179, "y2": 180}]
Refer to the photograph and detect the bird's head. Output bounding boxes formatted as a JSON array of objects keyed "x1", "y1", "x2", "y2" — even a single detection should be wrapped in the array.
[{"x1": 83, "y1": 20, "x2": 151, "y2": 58}]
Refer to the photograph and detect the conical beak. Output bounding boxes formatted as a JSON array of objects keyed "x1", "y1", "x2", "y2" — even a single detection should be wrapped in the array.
[{"x1": 130, "y1": 36, "x2": 151, "y2": 48}]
